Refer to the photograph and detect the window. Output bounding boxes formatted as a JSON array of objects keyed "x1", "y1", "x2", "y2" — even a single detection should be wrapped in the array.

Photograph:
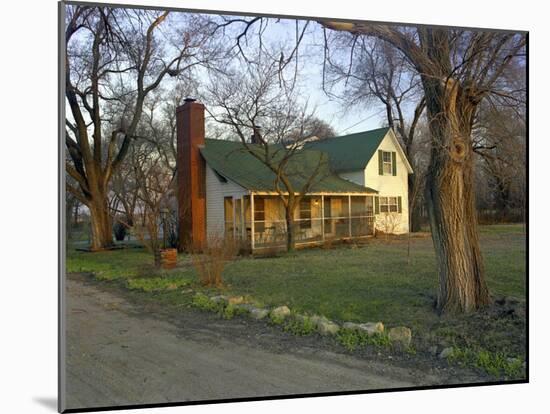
[
  {"x1": 382, "y1": 151, "x2": 393, "y2": 175},
  {"x1": 299, "y1": 198, "x2": 312, "y2": 229},
  {"x1": 254, "y1": 197, "x2": 265, "y2": 233},
  {"x1": 379, "y1": 196, "x2": 399, "y2": 213}
]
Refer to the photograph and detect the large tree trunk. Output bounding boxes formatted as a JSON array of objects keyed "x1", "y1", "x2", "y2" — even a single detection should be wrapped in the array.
[
  {"x1": 408, "y1": 175, "x2": 422, "y2": 232},
  {"x1": 88, "y1": 195, "x2": 114, "y2": 251},
  {"x1": 284, "y1": 197, "x2": 297, "y2": 252},
  {"x1": 424, "y1": 79, "x2": 491, "y2": 313},
  {"x1": 285, "y1": 209, "x2": 296, "y2": 252}
]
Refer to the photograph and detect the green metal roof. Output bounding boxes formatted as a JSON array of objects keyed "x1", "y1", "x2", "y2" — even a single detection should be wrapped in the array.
[
  {"x1": 200, "y1": 139, "x2": 377, "y2": 194},
  {"x1": 304, "y1": 127, "x2": 390, "y2": 173}
]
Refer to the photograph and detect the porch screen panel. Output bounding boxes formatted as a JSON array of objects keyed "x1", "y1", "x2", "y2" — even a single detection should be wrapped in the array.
[
  {"x1": 327, "y1": 196, "x2": 350, "y2": 239},
  {"x1": 351, "y1": 196, "x2": 372, "y2": 237},
  {"x1": 223, "y1": 197, "x2": 234, "y2": 239}
]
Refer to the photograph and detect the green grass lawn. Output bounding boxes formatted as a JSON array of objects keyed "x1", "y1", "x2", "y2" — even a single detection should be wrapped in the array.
[{"x1": 67, "y1": 223, "x2": 526, "y2": 374}]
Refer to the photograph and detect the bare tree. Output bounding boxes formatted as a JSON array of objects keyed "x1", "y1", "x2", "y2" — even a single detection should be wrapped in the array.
[
  {"x1": 474, "y1": 103, "x2": 526, "y2": 222},
  {"x1": 64, "y1": 5, "x2": 219, "y2": 250},
  {"x1": 320, "y1": 22, "x2": 526, "y2": 312},
  {"x1": 205, "y1": 59, "x2": 331, "y2": 251},
  {"x1": 325, "y1": 37, "x2": 426, "y2": 231}
]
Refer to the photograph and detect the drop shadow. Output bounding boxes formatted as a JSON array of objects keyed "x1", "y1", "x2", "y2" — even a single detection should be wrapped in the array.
[{"x1": 33, "y1": 396, "x2": 57, "y2": 412}]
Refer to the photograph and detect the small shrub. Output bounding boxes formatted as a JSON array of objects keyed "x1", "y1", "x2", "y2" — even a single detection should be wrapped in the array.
[{"x1": 191, "y1": 234, "x2": 238, "y2": 287}]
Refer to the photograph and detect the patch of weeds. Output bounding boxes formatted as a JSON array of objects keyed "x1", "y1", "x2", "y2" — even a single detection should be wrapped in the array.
[
  {"x1": 405, "y1": 345, "x2": 417, "y2": 355},
  {"x1": 191, "y1": 293, "x2": 223, "y2": 313},
  {"x1": 447, "y1": 346, "x2": 524, "y2": 379},
  {"x1": 337, "y1": 329, "x2": 368, "y2": 351},
  {"x1": 336, "y1": 328, "x2": 391, "y2": 352},
  {"x1": 269, "y1": 313, "x2": 286, "y2": 326},
  {"x1": 222, "y1": 304, "x2": 250, "y2": 320},
  {"x1": 283, "y1": 315, "x2": 317, "y2": 336},
  {"x1": 126, "y1": 277, "x2": 190, "y2": 292},
  {"x1": 370, "y1": 332, "x2": 392, "y2": 348}
]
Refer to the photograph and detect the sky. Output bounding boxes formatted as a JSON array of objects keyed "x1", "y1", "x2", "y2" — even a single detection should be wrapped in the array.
[{"x1": 177, "y1": 10, "x2": 388, "y2": 135}]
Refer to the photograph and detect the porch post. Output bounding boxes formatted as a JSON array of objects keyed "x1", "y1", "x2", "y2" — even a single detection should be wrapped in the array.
[
  {"x1": 321, "y1": 195, "x2": 325, "y2": 242},
  {"x1": 232, "y1": 197, "x2": 236, "y2": 239},
  {"x1": 251, "y1": 193, "x2": 255, "y2": 251},
  {"x1": 241, "y1": 197, "x2": 245, "y2": 240},
  {"x1": 348, "y1": 195, "x2": 352, "y2": 238}
]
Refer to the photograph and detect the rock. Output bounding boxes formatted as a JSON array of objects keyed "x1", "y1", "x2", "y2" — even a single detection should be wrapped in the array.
[
  {"x1": 343, "y1": 322, "x2": 361, "y2": 330},
  {"x1": 359, "y1": 322, "x2": 384, "y2": 335},
  {"x1": 439, "y1": 347, "x2": 454, "y2": 359},
  {"x1": 271, "y1": 305, "x2": 291, "y2": 319},
  {"x1": 210, "y1": 295, "x2": 228, "y2": 304},
  {"x1": 388, "y1": 326, "x2": 412, "y2": 347},
  {"x1": 317, "y1": 320, "x2": 340, "y2": 336},
  {"x1": 233, "y1": 303, "x2": 254, "y2": 312},
  {"x1": 343, "y1": 321, "x2": 384, "y2": 335},
  {"x1": 309, "y1": 315, "x2": 330, "y2": 326},
  {"x1": 249, "y1": 307, "x2": 269, "y2": 320},
  {"x1": 227, "y1": 296, "x2": 245, "y2": 305}
]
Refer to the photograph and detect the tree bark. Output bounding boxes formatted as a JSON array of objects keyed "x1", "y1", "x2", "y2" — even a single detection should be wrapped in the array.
[
  {"x1": 424, "y1": 79, "x2": 491, "y2": 313},
  {"x1": 408, "y1": 174, "x2": 422, "y2": 232},
  {"x1": 285, "y1": 196, "x2": 297, "y2": 252},
  {"x1": 88, "y1": 194, "x2": 114, "y2": 251}
]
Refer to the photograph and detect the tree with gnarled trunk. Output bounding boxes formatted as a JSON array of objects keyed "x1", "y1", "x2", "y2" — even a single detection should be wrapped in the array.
[
  {"x1": 217, "y1": 17, "x2": 525, "y2": 312},
  {"x1": 64, "y1": 5, "x2": 219, "y2": 250},
  {"x1": 320, "y1": 22, "x2": 526, "y2": 312}
]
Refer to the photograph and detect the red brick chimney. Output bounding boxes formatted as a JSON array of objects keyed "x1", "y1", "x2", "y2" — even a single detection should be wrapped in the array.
[{"x1": 176, "y1": 98, "x2": 206, "y2": 252}]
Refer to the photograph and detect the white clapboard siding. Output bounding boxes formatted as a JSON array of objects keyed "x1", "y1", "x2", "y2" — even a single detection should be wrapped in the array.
[
  {"x1": 205, "y1": 164, "x2": 248, "y2": 237},
  {"x1": 337, "y1": 130, "x2": 411, "y2": 234},
  {"x1": 365, "y1": 131, "x2": 410, "y2": 234}
]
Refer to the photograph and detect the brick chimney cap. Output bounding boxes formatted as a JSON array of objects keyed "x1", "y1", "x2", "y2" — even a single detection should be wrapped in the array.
[{"x1": 184, "y1": 97, "x2": 197, "y2": 103}]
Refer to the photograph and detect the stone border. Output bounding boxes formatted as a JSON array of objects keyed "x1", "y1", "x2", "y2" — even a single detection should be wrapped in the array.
[{"x1": 192, "y1": 293, "x2": 412, "y2": 347}]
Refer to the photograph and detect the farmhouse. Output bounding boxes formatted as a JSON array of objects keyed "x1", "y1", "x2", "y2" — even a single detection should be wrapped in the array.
[{"x1": 176, "y1": 99, "x2": 413, "y2": 251}]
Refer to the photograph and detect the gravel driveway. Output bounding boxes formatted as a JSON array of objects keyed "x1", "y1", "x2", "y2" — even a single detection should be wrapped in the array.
[{"x1": 63, "y1": 274, "x2": 474, "y2": 411}]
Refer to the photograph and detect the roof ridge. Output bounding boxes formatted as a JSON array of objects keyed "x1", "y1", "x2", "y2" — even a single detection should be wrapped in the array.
[{"x1": 318, "y1": 126, "x2": 391, "y2": 143}]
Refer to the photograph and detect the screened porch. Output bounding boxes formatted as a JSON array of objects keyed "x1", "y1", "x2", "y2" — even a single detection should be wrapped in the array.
[{"x1": 223, "y1": 194, "x2": 376, "y2": 250}]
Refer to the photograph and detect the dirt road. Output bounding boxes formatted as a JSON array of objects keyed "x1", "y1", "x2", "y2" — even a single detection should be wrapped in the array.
[{"x1": 64, "y1": 275, "x2": 474, "y2": 410}]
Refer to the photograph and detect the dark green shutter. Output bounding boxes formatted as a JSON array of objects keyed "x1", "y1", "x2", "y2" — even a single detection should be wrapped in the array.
[
  {"x1": 374, "y1": 196, "x2": 380, "y2": 214},
  {"x1": 397, "y1": 196, "x2": 402, "y2": 213},
  {"x1": 392, "y1": 152, "x2": 397, "y2": 176},
  {"x1": 378, "y1": 150, "x2": 383, "y2": 175}
]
